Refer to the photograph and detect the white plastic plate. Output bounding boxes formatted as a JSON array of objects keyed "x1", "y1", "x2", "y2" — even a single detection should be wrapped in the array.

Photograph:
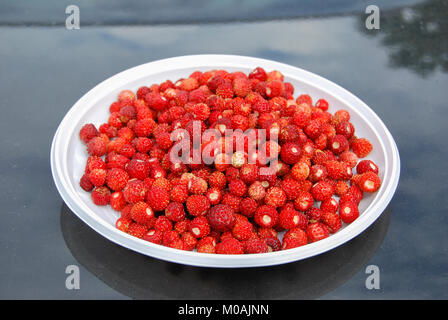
[{"x1": 51, "y1": 55, "x2": 400, "y2": 268}]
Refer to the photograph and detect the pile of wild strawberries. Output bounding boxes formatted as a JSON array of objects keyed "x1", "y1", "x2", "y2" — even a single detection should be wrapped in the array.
[{"x1": 78, "y1": 67, "x2": 382, "y2": 254}]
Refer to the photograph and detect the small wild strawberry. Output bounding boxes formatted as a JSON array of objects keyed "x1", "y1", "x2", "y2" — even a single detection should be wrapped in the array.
[{"x1": 79, "y1": 67, "x2": 384, "y2": 254}]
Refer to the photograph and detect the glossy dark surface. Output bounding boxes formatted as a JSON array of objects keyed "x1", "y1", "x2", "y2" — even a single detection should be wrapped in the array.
[{"x1": 0, "y1": 0, "x2": 447, "y2": 299}]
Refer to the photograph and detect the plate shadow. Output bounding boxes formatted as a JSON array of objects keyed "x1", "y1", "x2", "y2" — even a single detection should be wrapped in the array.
[{"x1": 60, "y1": 204, "x2": 390, "y2": 299}]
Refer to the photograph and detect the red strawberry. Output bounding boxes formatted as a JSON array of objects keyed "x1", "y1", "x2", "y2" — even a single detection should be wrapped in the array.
[
  {"x1": 309, "y1": 165, "x2": 327, "y2": 182},
  {"x1": 143, "y1": 229, "x2": 163, "y2": 244},
  {"x1": 162, "y1": 230, "x2": 180, "y2": 247},
  {"x1": 358, "y1": 172, "x2": 381, "y2": 192},
  {"x1": 306, "y1": 222, "x2": 330, "y2": 242},
  {"x1": 311, "y1": 180, "x2": 334, "y2": 201},
  {"x1": 187, "y1": 176, "x2": 208, "y2": 195},
  {"x1": 126, "y1": 159, "x2": 150, "y2": 180},
  {"x1": 216, "y1": 83, "x2": 234, "y2": 99},
  {"x1": 130, "y1": 202, "x2": 155, "y2": 225},
  {"x1": 196, "y1": 236, "x2": 217, "y2": 253},
  {"x1": 155, "y1": 132, "x2": 173, "y2": 150},
  {"x1": 120, "y1": 204, "x2": 132, "y2": 219},
  {"x1": 329, "y1": 134, "x2": 349, "y2": 155},
  {"x1": 127, "y1": 223, "x2": 148, "y2": 238},
  {"x1": 320, "y1": 197, "x2": 339, "y2": 213},
  {"x1": 154, "y1": 216, "x2": 173, "y2": 232},
  {"x1": 174, "y1": 219, "x2": 190, "y2": 234},
  {"x1": 296, "y1": 94, "x2": 312, "y2": 106},
  {"x1": 293, "y1": 191, "x2": 314, "y2": 212},
  {"x1": 186, "y1": 195, "x2": 210, "y2": 216},
  {"x1": 258, "y1": 227, "x2": 278, "y2": 239},
  {"x1": 304, "y1": 119, "x2": 322, "y2": 139},
  {"x1": 79, "y1": 173, "x2": 94, "y2": 191},
  {"x1": 280, "y1": 142, "x2": 302, "y2": 164},
  {"x1": 197, "y1": 236, "x2": 216, "y2": 248},
  {"x1": 325, "y1": 160, "x2": 344, "y2": 180},
  {"x1": 110, "y1": 191, "x2": 127, "y2": 211},
  {"x1": 232, "y1": 217, "x2": 254, "y2": 241},
  {"x1": 91, "y1": 186, "x2": 110, "y2": 205},
  {"x1": 279, "y1": 207, "x2": 304, "y2": 230},
  {"x1": 332, "y1": 109, "x2": 350, "y2": 125},
  {"x1": 265, "y1": 80, "x2": 284, "y2": 98},
  {"x1": 205, "y1": 187, "x2": 223, "y2": 205},
  {"x1": 88, "y1": 168, "x2": 107, "y2": 187},
  {"x1": 265, "y1": 237, "x2": 282, "y2": 252},
  {"x1": 304, "y1": 207, "x2": 322, "y2": 222},
  {"x1": 282, "y1": 228, "x2": 308, "y2": 249},
  {"x1": 315, "y1": 98, "x2": 329, "y2": 111},
  {"x1": 118, "y1": 89, "x2": 135, "y2": 103},
  {"x1": 346, "y1": 185, "x2": 364, "y2": 204},
  {"x1": 106, "y1": 153, "x2": 129, "y2": 170},
  {"x1": 351, "y1": 138, "x2": 373, "y2": 158},
  {"x1": 197, "y1": 243, "x2": 216, "y2": 254},
  {"x1": 291, "y1": 162, "x2": 310, "y2": 180},
  {"x1": 208, "y1": 171, "x2": 227, "y2": 189},
  {"x1": 321, "y1": 211, "x2": 342, "y2": 233},
  {"x1": 356, "y1": 160, "x2": 379, "y2": 174},
  {"x1": 281, "y1": 178, "x2": 301, "y2": 201},
  {"x1": 232, "y1": 77, "x2": 251, "y2": 97},
  {"x1": 145, "y1": 92, "x2": 168, "y2": 111},
  {"x1": 339, "y1": 201, "x2": 359, "y2": 223},
  {"x1": 152, "y1": 177, "x2": 171, "y2": 191},
  {"x1": 79, "y1": 123, "x2": 99, "y2": 143},
  {"x1": 176, "y1": 77, "x2": 199, "y2": 91},
  {"x1": 216, "y1": 238, "x2": 244, "y2": 254},
  {"x1": 244, "y1": 238, "x2": 269, "y2": 254},
  {"x1": 239, "y1": 197, "x2": 258, "y2": 218},
  {"x1": 87, "y1": 136, "x2": 107, "y2": 156},
  {"x1": 221, "y1": 193, "x2": 242, "y2": 213},
  {"x1": 189, "y1": 216, "x2": 211, "y2": 238},
  {"x1": 165, "y1": 202, "x2": 186, "y2": 222},
  {"x1": 279, "y1": 124, "x2": 299, "y2": 143},
  {"x1": 248, "y1": 181, "x2": 266, "y2": 201},
  {"x1": 339, "y1": 151, "x2": 359, "y2": 168},
  {"x1": 134, "y1": 118, "x2": 156, "y2": 137},
  {"x1": 181, "y1": 232, "x2": 198, "y2": 251},
  {"x1": 335, "y1": 121, "x2": 355, "y2": 139},
  {"x1": 264, "y1": 187, "x2": 287, "y2": 208},
  {"x1": 116, "y1": 217, "x2": 132, "y2": 233},
  {"x1": 228, "y1": 179, "x2": 247, "y2": 197},
  {"x1": 207, "y1": 204, "x2": 236, "y2": 232},
  {"x1": 339, "y1": 162, "x2": 354, "y2": 180},
  {"x1": 146, "y1": 187, "x2": 170, "y2": 211},
  {"x1": 335, "y1": 180, "x2": 349, "y2": 196},
  {"x1": 170, "y1": 184, "x2": 189, "y2": 203},
  {"x1": 254, "y1": 205, "x2": 278, "y2": 228},
  {"x1": 106, "y1": 168, "x2": 129, "y2": 191}
]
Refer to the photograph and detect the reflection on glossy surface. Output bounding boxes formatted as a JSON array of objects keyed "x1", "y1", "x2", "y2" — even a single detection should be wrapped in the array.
[
  {"x1": 0, "y1": 0, "x2": 424, "y2": 25},
  {"x1": 359, "y1": 0, "x2": 448, "y2": 76},
  {"x1": 60, "y1": 204, "x2": 390, "y2": 299},
  {"x1": 1, "y1": 0, "x2": 447, "y2": 298}
]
